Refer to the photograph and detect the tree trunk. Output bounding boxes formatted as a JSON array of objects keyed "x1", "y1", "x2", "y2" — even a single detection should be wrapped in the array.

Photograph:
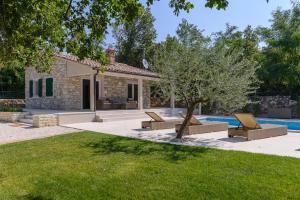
[{"x1": 176, "y1": 102, "x2": 198, "y2": 139}]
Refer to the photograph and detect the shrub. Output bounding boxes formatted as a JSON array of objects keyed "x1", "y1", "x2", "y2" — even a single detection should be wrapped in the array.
[{"x1": 0, "y1": 106, "x2": 22, "y2": 112}]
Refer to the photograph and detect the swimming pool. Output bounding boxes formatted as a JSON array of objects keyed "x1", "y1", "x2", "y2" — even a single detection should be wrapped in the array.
[{"x1": 201, "y1": 117, "x2": 300, "y2": 131}]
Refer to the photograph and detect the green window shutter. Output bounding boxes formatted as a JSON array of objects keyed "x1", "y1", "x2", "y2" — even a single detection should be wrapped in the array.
[
  {"x1": 46, "y1": 78, "x2": 53, "y2": 96},
  {"x1": 38, "y1": 79, "x2": 43, "y2": 97},
  {"x1": 29, "y1": 80, "x2": 33, "y2": 97}
]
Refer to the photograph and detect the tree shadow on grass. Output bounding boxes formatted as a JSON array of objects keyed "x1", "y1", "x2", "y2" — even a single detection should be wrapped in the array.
[
  {"x1": 22, "y1": 194, "x2": 53, "y2": 200},
  {"x1": 83, "y1": 136, "x2": 210, "y2": 162}
]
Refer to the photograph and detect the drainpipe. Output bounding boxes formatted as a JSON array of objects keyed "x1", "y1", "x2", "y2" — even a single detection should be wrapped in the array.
[{"x1": 92, "y1": 67, "x2": 100, "y2": 112}]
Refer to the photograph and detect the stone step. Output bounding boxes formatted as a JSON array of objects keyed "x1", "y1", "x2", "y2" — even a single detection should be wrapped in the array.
[
  {"x1": 96, "y1": 108, "x2": 187, "y2": 122},
  {"x1": 99, "y1": 114, "x2": 149, "y2": 122},
  {"x1": 24, "y1": 114, "x2": 33, "y2": 119},
  {"x1": 98, "y1": 112, "x2": 147, "y2": 118},
  {"x1": 97, "y1": 109, "x2": 183, "y2": 117},
  {"x1": 97, "y1": 113, "x2": 148, "y2": 122},
  {"x1": 18, "y1": 118, "x2": 33, "y2": 124}
]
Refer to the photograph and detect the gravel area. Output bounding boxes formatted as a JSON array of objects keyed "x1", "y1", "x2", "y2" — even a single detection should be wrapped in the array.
[{"x1": 0, "y1": 122, "x2": 79, "y2": 145}]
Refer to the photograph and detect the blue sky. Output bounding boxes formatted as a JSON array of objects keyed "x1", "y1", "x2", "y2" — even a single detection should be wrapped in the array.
[{"x1": 105, "y1": 0, "x2": 293, "y2": 46}]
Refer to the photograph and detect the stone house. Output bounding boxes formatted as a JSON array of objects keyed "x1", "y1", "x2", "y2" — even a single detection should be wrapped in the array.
[{"x1": 25, "y1": 49, "x2": 159, "y2": 111}]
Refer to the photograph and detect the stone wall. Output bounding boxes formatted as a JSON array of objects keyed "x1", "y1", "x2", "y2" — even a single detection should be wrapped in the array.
[
  {"x1": 61, "y1": 76, "x2": 82, "y2": 110},
  {"x1": 103, "y1": 76, "x2": 151, "y2": 109},
  {"x1": 26, "y1": 60, "x2": 67, "y2": 109},
  {"x1": 33, "y1": 114, "x2": 58, "y2": 127},
  {"x1": 247, "y1": 96, "x2": 297, "y2": 118},
  {"x1": 0, "y1": 99, "x2": 25, "y2": 108},
  {"x1": 103, "y1": 76, "x2": 132, "y2": 98},
  {"x1": 25, "y1": 60, "x2": 83, "y2": 110},
  {"x1": 0, "y1": 112, "x2": 26, "y2": 122}
]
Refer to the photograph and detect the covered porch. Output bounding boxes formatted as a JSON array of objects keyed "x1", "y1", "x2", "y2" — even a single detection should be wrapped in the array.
[
  {"x1": 63, "y1": 53, "x2": 176, "y2": 111},
  {"x1": 69, "y1": 70, "x2": 160, "y2": 111}
]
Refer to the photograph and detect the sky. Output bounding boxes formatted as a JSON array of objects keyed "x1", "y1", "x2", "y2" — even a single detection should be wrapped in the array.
[{"x1": 104, "y1": 0, "x2": 293, "y2": 46}]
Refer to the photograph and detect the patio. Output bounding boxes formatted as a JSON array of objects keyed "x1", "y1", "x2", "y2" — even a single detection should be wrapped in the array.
[
  {"x1": 0, "y1": 122, "x2": 79, "y2": 145},
  {"x1": 62, "y1": 118, "x2": 300, "y2": 158}
]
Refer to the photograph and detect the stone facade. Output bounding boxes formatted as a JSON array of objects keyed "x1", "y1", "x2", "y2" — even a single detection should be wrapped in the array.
[
  {"x1": 143, "y1": 80, "x2": 151, "y2": 109},
  {"x1": 25, "y1": 58, "x2": 153, "y2": 110},
  {"x1": 103, "y1": 76, "x2": 135, "y2": 98},
  {"x1": 25, "y1": 60, "x2": 83, "y2": 110},
  {"x1": 103, "y1": 76, "x2": 151, "y2": 108}
]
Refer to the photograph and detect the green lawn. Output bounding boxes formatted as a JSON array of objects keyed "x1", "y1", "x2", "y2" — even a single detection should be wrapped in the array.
[{"x1": 0, "y1": 132, "x2": 300, "y2": 200}]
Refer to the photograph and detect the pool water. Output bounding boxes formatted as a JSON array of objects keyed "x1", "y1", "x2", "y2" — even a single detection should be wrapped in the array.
[{"x1": 201, "y1": 117, "x2": 300, "y2": 131}]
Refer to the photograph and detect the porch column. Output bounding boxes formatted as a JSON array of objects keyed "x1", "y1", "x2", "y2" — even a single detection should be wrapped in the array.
[
  {"x1": 170, "y1": 92, "x2": 175, "y2": 109},
  {"x1": 198, "y1": 103, "x2": 202, "y2": 115},
  {"x1": 138, "y1": 78, "x2": 143, "y2": 110},
  {"x1": 90, "y1": 74, "x2": 95, "y2": 111}
]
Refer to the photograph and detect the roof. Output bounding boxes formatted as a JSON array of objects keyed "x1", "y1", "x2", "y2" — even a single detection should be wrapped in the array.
[{"x1": 55, "y1": 53, "x2": 158, "y2": 78}]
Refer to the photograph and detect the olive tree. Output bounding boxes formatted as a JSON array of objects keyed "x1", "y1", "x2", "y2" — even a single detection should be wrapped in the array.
[{"x1": 153, "y1": 20, "x2": 259, "y2": 139}]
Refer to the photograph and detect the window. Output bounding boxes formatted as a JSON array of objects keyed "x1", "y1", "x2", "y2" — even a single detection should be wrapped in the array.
[
  {"x1": 38, "y1": 79, "x2": 43, "y2": 97},
  {"x1": 128, "y1": 84, "x2": 133, "y2": 99},
  {"x1": 127, "y1": 83, "x2": 138, "y2": 101},
  {"x1": 29, "y1": 80, "x2": 33, "y2": 98},
  {"x1": 46, "y1": 78, "x2": 53, "y2": 97},
  {"x1": 134, "y1": 84, "x2": 138, "y2": 101}
]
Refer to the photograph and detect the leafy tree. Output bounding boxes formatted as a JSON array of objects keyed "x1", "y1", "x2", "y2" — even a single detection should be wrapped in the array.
[
  {"x1": 0, "y1": 0, "x2": 234, "y2": 71},
  {"x1": 257, "y1": 2, "x2": 300, "y2": 97},
  {"x1": 113, "y1": 8, "x2": 156, "y2": 68},
  {"x1": 153, "y1": 20, "x2": 259, "y2": 139},
  {"x1": 214, "y1": 24, "x2": 261, "y2": 63},
  {"x1": 0, "y1": 62, "x2": 24, "y2": 92}
]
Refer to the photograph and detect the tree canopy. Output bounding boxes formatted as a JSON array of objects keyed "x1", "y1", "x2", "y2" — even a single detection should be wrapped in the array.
[
  {"x1": 153, "y1": 20, "x2": 259, "y2": 138},
  {"x1": 257, "y1": 1, "x2": 300, "y2": 97},
  {"x1": 213, "y1": 24, "x2": 260, "y2": 63},
  {"x1": 0, "y1": 0, "x2": 231, "y2": 71},
  {"x1": 113, "y1": 8, "x2": 156, "y2": 68}
]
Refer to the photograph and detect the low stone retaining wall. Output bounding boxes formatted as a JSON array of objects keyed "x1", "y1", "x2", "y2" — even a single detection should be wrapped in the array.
[
  {"x1": 32, "y1": 112, "x2": 97, "y2": 127},
  {"x1": 0, "y1": 99, "x2": 25, "y2": 108},
  {"x1": 57, "y1": 112, "x2": 96, "y2": 125},
  {"x1": 33, "y1": 114, "x2": 58, "y2": 128},
  {"x1": 0, "y1": 112, "x2": 26, "y2": 122}
]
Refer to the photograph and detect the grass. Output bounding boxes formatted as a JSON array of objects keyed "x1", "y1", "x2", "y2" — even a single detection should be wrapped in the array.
[{"x1": 0, "y1": 131, "x2": 300, "y2": 200}]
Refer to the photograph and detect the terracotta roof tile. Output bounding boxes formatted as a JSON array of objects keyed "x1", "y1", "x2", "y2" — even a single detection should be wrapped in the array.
[{"x1": 55, "y1": 53, "x2": 158, "y2": 78}]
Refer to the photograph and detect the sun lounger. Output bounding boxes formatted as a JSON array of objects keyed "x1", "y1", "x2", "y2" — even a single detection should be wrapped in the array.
[
  {"x1": 141, "y1": 112, "x2": 183, "y2": 130},
  {"x1": 228, "y1": 113, "x2": 287, "y2": 141},
  {"x1": 175, "y1": 113, "x2": 228, "y2": 135}
]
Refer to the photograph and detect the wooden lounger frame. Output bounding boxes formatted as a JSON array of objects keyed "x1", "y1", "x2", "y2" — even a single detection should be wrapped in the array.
[
  {"x1": 228, "y1": 113, "x2": 287, "y2": 141},
  {"x1": 141, "y1": 112, "x2": 183, "y2": 130},
  {"x1": 176, "y1": 113, "x2": 228, "y2": 135}
]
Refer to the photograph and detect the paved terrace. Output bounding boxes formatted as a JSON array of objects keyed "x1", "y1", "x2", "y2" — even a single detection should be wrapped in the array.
[
  {"x1": 63, "y1": 117, "x2": 300, "y2": 158},
  {"x1": 1, "y1": 109, "x2": 300, "y2": 158},
  {"x1": 0, "y1": 122, "x2": 79, "y2": 145}
]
